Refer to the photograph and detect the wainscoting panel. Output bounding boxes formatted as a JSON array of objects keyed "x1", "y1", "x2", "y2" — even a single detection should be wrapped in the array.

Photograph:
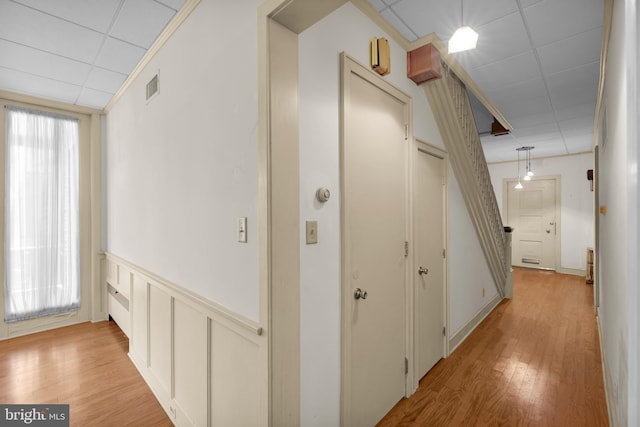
[
  {"x1": 173, "y1": 298, "x2": 207, "y2": 426},
  {"x1": 148, "y1": 285, "x2": 173, "y2": 402},
  {"x1": 211, "y1": 319, "x2": 262, "y2": 427},
  {"x1": 104, "y1": 253, "x2": 266, "y2": 427},
  {"x1": 130, "y1": 273, "x2": 148, "y2": 366}
]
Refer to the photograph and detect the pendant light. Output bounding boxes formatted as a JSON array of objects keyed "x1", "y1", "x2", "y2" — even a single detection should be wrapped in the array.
[
  {"x1": 515, "y1": 146, "x2": 535, "y2": 188},
  {"x1": 448, "y1": 0, "x2": 478, "y2": 53},
  {"x1": 514, "y1": 148, "x2": 523, "y2": 190},
  {"x1": 527, "y1": 147, "x2": 535, "y2": 178}
]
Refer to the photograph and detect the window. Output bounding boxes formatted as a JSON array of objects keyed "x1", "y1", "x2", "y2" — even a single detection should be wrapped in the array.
[{"x1": 4, "y1": 106, "x2": 80, "y2": 322}]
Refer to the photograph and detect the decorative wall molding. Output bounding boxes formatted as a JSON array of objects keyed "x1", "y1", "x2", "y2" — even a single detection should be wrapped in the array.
[{"x1": 104, "y1": 253, "x2": 266, "y2": 427}]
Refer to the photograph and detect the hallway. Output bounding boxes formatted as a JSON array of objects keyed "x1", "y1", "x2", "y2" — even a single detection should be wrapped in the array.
[{"x1": 379, "y1": 268, "x2": 609, "y2": 426}]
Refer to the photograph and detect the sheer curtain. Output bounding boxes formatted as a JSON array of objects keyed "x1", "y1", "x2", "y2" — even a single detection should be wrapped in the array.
[{"x1": 4, "y1": 106, "x2": 80, "y2": 322}]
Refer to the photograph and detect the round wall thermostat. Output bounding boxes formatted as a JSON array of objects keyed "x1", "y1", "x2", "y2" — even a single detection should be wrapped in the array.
[{"x1": 316, "y1": 187, "x2": 331, "y2": 203}]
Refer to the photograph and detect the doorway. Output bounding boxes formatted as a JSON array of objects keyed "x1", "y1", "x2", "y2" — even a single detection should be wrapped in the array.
[
  {"x1": 505, "y1": 177, "x2": 560, "y2": 270},
  {"x1": 341, "y1": 54, "x2": 411, "y2": 427}
]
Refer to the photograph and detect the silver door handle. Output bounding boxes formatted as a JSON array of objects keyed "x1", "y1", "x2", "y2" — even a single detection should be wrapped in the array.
[
  {"x1": 546, "y1": 229, "x2": 550, "y2": 233},
  {"x1": 354, "y1": 288, "x2": 368, "y2": 300},
  {"x1": 418, "y1": 266, "x2": 429, "y2": 276}
]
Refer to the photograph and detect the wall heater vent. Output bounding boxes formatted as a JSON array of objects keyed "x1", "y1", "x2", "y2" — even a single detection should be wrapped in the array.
[{"x1": 146, "y1": 74, "x2": 159, "y2": 101}]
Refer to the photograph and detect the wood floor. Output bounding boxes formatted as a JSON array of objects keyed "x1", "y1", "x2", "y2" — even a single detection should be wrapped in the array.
[
  {"x1": 0, "y1": 320, "x2": 172, "y2": 427},
  {"x1": 378, "y1": 268, "x2": 609, "y2": 427}
]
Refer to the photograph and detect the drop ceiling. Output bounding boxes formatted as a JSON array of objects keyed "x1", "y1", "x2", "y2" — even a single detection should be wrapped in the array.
[
  {"x1": 369, "y1": 0, "x2": 603, "y2": 162},
  {"x1": 0, "y1": 0, "x2": 184, "y2": 110},
  {"x1": 0, "y1": 0, "x2": 602, "y2": 162}
]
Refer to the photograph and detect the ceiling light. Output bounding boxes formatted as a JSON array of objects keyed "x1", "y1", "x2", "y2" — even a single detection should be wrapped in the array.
[
  {"x1": 448, "y1": 0, "x2": 478, "y2": 53},
  {"x1": 515, "y1": 146, "x2": 535, "y2": 189},
  {"x1": 448, "y1": 26, "x2": 478, "y2": 53}
]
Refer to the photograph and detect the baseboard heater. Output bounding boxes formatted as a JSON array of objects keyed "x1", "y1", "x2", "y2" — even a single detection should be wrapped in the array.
[{"x1": 522, "y1": 258, "x2": 541, "y2": 265}]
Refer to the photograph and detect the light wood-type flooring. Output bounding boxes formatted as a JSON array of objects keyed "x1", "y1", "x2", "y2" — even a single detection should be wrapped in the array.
[
  {"x1": 0, "y1": 320, "x2": 172, "y2": 427},
  {"x1": 378, "y1": 267, "x2": 609, "y2": 427},
  {"x1": 0, "y1": 268, "x2": 609, "y2": 426}
]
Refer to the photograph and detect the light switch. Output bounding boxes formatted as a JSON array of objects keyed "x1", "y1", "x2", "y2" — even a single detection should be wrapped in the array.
[
  {"x1": 306, "y1": 220, "x2": 318, "y2": 244},
  {"x1": 238, "y1": 217, "x2": 247, "y2": 243}
]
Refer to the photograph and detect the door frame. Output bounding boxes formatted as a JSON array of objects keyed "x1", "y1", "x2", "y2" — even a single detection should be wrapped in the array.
[
  {"x1": 503, "y1": 175, "x2": 562, "y2": 271},
  {"x1": 340, "y1": 53, "x2": 414, "y2": 425},
  {"x1": 412, "y1": 139, "x2": 449, "y2": 389}
]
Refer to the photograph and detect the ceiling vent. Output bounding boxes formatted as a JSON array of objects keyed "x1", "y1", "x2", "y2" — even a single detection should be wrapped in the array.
[{"x1": 146, "y1": 73, "x2": 159, "y2": 101}]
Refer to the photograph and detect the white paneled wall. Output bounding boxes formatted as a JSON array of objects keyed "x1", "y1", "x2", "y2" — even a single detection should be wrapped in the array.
[{"x1": 104, "y1": 253, "x2": 266, "y2": 427}]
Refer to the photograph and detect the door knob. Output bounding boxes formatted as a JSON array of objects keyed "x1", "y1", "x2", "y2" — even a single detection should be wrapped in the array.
[
  {"x1": 418, "y1": 266, "x2": 429, "y2": 276},
  {"x1": 546, "y1": 229, "x2": 551, "y2": 233},
  {"x1": 354, "y1": 288, "x2": 368, "y2": 300}
]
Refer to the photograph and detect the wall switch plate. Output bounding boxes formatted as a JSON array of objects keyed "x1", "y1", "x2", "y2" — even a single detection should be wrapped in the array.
[
  {"x1": 238, "y1": 217, "x2": 247, "y2": 243},
  {"x1": 306, "y1": 220, "x2": 318, "y2": 244}
]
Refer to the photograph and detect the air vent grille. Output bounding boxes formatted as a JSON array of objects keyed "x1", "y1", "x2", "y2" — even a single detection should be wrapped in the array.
[{"x1": 146, "y1": 74, "x2": 159, "y2": 101}]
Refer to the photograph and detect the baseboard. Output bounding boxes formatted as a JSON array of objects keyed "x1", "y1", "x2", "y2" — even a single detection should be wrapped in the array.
[
  {"x1": 597, "y1": 311, "x2": 618, "y2": 427},
  {"x1": 557, "y1": 267, "x2": 586, "y2": 277},
  {"x1": 448, "y1": 294, "x2": 502, "y2": 354}
]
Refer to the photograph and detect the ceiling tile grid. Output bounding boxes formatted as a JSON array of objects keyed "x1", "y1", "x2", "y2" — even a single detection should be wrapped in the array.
[
  {"x1": 0, "y1": 0, "x2": 185, "y2": 109},
  {"x1": 369, "y1": 0, "x2": 603, "y2": 162}
]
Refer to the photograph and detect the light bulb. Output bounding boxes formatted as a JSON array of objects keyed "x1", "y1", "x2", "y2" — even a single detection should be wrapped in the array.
[
  {"x1": 527, "y1": 170, "x2": 534, "y2": 177},
  {"x1": 448, "y1": 26, "x2": 478, "y2": 53},
  {"x1": 524, "y1": 175, "x2": 531, "y2": 181},
  {"x1": 515, "y1": 181, "x2": 523, "y2": 189}
]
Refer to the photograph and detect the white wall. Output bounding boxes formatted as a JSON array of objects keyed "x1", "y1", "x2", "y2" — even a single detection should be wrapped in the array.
[
  {"x1": 104, "y1": 0, "x2": 261, "y2": 321},
  {"x1": 299, "y1": 3, "x2": 495, "y2": 425},
  {"x1": 597, "y1": 0, "x2": 639, "y2": 425},
  {"x1": 488, "y1": 153, "x2": 595, "y2": 272}
]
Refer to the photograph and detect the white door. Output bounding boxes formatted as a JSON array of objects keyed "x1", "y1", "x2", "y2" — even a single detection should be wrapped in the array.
[
  {"x1": 414, "y1": 146, "x2": 445, "y2": 380},
  {"x1": 507, "y1": 178, "x2": 557, "y2": 270},
  {"x1": 342, "y1": 56, "x2": 409, "y2": 427}
]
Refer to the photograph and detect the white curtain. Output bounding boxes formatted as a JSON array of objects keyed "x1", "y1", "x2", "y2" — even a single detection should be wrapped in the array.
[{"x1": 4, "y1": 106, "x2": 80, "y2": 322}]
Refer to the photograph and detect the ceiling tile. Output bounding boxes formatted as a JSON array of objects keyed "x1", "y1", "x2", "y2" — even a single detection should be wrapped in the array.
[
  {"x1": 0, "y1": 39, "x2": 91, "y2": 85},
  {"x1": 76, "y1": 87, "x2": 113, "y2": 109},
  {"x1": 508, "y1": 111, "x2": 557, "y2": 129},
  {"x1": 523, "y1": 0, "x2": 603, "y2": 47},
  {"x1": 563, "y1": 133, "x2": 593, "y2": 153},
  {"x1": 390, "y1": 0, "x2": 458, "y2": 40},
  {"x1": 0, "y1": 0, "x2": 104, "y2": 63},
  {"x1": 546, "y1": 61, "x2": 599, "y2": 110},
  {"x1": 467, "y1": 51, "x2": 542, "y2": 93},
  {"x1": 457, "y1": 12, "x2": 531, "y2": 69},
  {"x1": 12, "y1": 0, "x2": 121, "y2": 33},
  {"x1": 155, "y1": 0, "x2": 186, "y2": 11},
  {"x1": 559, "y1": 115, "x2": 594, "y2": 135},
  {"x1": 537, "y1": 27, "x2": 602, "y2": 76},
  {"x1": 110, "y1": 0, "x2": 176, "y2": 49},
  {"x1": 94, "y1": 37, "x2": 146, "y2": 75},
  {"x1": 0, "y1": 66, "x2": 81, "y2": 104},
  {"x1": 380, "y1": 9, "x2": 417, "y2": 41},
  {"x1": 555, "y1": 103, "x2": 596, "y2": 122},
  {"x1": 520, "y1": 0, "x2": 543, "y2": 6},
  {"x1": 489, "y1": 78, "x2": 548, "y2": 110},
  {"x1": 463, "y1": 0, "x2": 519, "y2": 28},
  {"x1": 84, "y1": 67, "x2": 127, "y2": 93}
]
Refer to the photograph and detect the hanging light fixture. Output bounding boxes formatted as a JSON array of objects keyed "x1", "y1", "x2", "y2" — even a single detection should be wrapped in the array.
[
  {"x1": 516, "y1": 146, "x2": 535, "y2": 187},
  {"x1": 527, "y1": 147, "x2": 535, "y2": 178},
  {"x1": 448, "y1": 0, "x2": 478, "y2": 53},
  {"x1": 515, "y1": 148, "x2": 523, "y2": 189}
]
